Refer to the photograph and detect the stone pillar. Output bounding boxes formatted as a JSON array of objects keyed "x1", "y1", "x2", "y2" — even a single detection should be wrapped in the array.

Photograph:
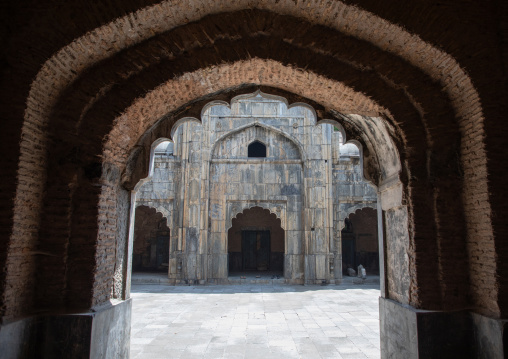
[
  {"x1": 380, "y1": 297, "x2": 506, "y2": 359},
  {"x1": 0, "y1": 299, "x2": 132, "y2": 359}
]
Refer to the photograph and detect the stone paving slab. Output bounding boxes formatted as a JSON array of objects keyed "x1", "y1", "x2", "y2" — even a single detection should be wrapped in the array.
[{"x1": 130, "y1": 283, "x2": 380, "y2": 359}]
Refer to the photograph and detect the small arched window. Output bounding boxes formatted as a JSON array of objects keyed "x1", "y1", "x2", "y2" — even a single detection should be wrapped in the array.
[
  {"x1": 154, "y1": 141, "x2": 174, "y2": 157},
  {"x1": 248, "y1": 141, "x2": 267, "y2": 158}
]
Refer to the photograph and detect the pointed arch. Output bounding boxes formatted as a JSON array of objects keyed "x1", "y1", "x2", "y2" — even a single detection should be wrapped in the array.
[{"x1": 247, "y1": 140, "x2": 267, "y2": 158}]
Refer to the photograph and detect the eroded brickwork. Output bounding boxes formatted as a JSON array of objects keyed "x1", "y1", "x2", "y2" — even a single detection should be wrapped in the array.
[{"x1": 0, "y1": 0, "x2": 505, "y2": 327}]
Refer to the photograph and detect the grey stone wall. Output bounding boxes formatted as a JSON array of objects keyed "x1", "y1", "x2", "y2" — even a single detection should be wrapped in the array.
[
  {"x1": 135, "y1": 92, "x2": 377, "y2": 284},
  {"x1": 210, "y1": 125, "x2": 304, "y2": 283},
  {"x1": 380, "y1": 297, "x2": 506, "y2": 359}
]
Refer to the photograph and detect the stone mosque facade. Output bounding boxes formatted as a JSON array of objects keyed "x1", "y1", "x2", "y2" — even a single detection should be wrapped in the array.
[{"x1": 133, "y1": 92, "x2": 378, "y2": 284}]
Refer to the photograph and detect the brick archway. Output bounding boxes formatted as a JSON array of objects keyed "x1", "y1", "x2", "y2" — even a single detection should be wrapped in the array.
[
  {"x1": 2, "y1": 2, "x2": 504, "y2": 358},
  {"x1": 6, "y1": 13, "x2": 480, "y2": 316}
]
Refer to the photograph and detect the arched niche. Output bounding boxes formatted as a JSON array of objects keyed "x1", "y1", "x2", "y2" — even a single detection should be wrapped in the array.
[
  {"x1": 341, "y1": 207, "x2": 380, "y2": 275},
  {"x1": 228, "y1": 206, "x2": 285, "y2": 275},
  {"x1": 131, "y1": 205, "x2": 170, "y2": 273}
]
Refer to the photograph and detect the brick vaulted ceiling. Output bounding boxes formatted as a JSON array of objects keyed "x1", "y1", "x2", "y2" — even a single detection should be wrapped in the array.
[{"x1": 0, "y1": 0, "x2": 506, "y2": 320}]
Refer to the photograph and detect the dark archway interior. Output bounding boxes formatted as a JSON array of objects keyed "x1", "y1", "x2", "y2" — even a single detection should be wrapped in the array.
[
  {"x1": 132, "y1": 206, "x2": 170, "y2": 273},
  {"x1": 228, "y1": 207, "x2": 284, "y2": 275},
  {"x1": 342, "y1": 208, "x2": 379, "y2": 275}
]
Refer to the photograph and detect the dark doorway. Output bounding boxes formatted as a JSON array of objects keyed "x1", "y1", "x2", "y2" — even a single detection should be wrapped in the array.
[
  {"x1": 132, "y1": 206, "x2": 170, "y2": 272},
  {"x1": 341, "y1": 208, "x2": 379, "y2": 275},
  {"x1": 341, "y1": 234, "x2": 356, "y2": 274},
  {"x1": 228, "y1": 207, "x2": 284, "y2": 276},
  {"x1": 242, "y1": 230, "x2": 270, "y2": 271}
]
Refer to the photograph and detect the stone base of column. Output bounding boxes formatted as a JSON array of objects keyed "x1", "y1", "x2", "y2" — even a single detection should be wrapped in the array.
[
  {"x1": 380, "y1": 297, "x2": 506, "y2": 358},
  {"x1": 0, "y1": 298, "x2": 131, "y2": 359}
]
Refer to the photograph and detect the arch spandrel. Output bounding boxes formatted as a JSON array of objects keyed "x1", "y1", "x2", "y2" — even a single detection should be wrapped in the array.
[{"x1": 210, "y1": 121, "x2": 303, "y2": 162}]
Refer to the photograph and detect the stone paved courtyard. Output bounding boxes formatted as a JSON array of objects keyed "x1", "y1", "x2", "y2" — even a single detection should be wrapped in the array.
[{"x1": 130, "y1": 281, "x2": 380, "y2": 359}]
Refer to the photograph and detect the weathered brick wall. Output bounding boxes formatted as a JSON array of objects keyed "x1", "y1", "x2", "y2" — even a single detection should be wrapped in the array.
[{"x1": 1, "y1": 0, "x2": 505, "y2": 322}]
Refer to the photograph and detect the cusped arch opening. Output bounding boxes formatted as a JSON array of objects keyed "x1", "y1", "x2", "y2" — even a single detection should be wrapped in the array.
[
  {"x1": 154, "y1": 141, "x2": 174, "y2": 157},
  {"x1": 341, "y1": 207, "x2": 379, "y2": 276},
  {"x1": 132, "y1": 205, "x2": 170, "y2": 273},
  {"x1": 148, "y1": 138, "x2": 174, "y2": 177},
  {"x1": 228, "y1": 207, "x2": 284, "y2": 276}
]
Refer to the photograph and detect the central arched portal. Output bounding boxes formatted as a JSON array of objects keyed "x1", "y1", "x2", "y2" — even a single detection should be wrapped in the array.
[{"x1": 228, "y1": 207, "x2": 284, "y2": 276}]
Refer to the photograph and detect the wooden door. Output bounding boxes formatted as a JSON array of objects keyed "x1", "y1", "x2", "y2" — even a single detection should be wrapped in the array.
[
  {"x1": 242, "y1": 230, "x2": 270, "y2": 271},
  {"x1": 341, "y1": 234, "x2": 356, "y2": 274}
]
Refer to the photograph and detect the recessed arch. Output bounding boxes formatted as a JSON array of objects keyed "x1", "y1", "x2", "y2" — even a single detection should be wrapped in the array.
[
  {"x1": 228, "y1": 206, "x2": 284, "y2": 275},
  {"x1": 341, "y1": 207, "x2": 380, "y2": 276},
  {"x1": 209, "y1": 115, "x2": 307, "y2": 164},
  {"x1": 339, "y1": 203, "x2": 378, "y2": 231},
  {"x1": 227, "y1": 203, "x2": 287, "y2": 233},
  {"x1": 134, "y1": 202, "x2": 171, "y2": 221},
  {"x1": 131, "y1": 205, "x2": 170, "y2": 273}
]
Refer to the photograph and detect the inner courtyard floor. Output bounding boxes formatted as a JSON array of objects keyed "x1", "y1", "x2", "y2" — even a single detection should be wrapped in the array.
[{"x1": 130, "y1": 281, "x2": 381, "y2": 359}]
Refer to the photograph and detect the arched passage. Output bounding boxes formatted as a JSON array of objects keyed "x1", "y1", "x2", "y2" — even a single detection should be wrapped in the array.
[
  {"x1": 132, "y1": 206, "x2": 170, "y2": 273},
  {"x1": 2, "y1": 2, "x2": 504, "y2": 357},
  {"x1": 341, "y1": 207, "x2": 379, "y2": 276},
  {"x1": 228, "y1": 207, "x2": 284, "y2": 275}
]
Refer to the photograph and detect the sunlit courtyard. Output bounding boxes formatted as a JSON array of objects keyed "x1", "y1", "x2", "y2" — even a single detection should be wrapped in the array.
[{"x1": 130, "y1": 281, "x2": 380, "y2": 359}]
